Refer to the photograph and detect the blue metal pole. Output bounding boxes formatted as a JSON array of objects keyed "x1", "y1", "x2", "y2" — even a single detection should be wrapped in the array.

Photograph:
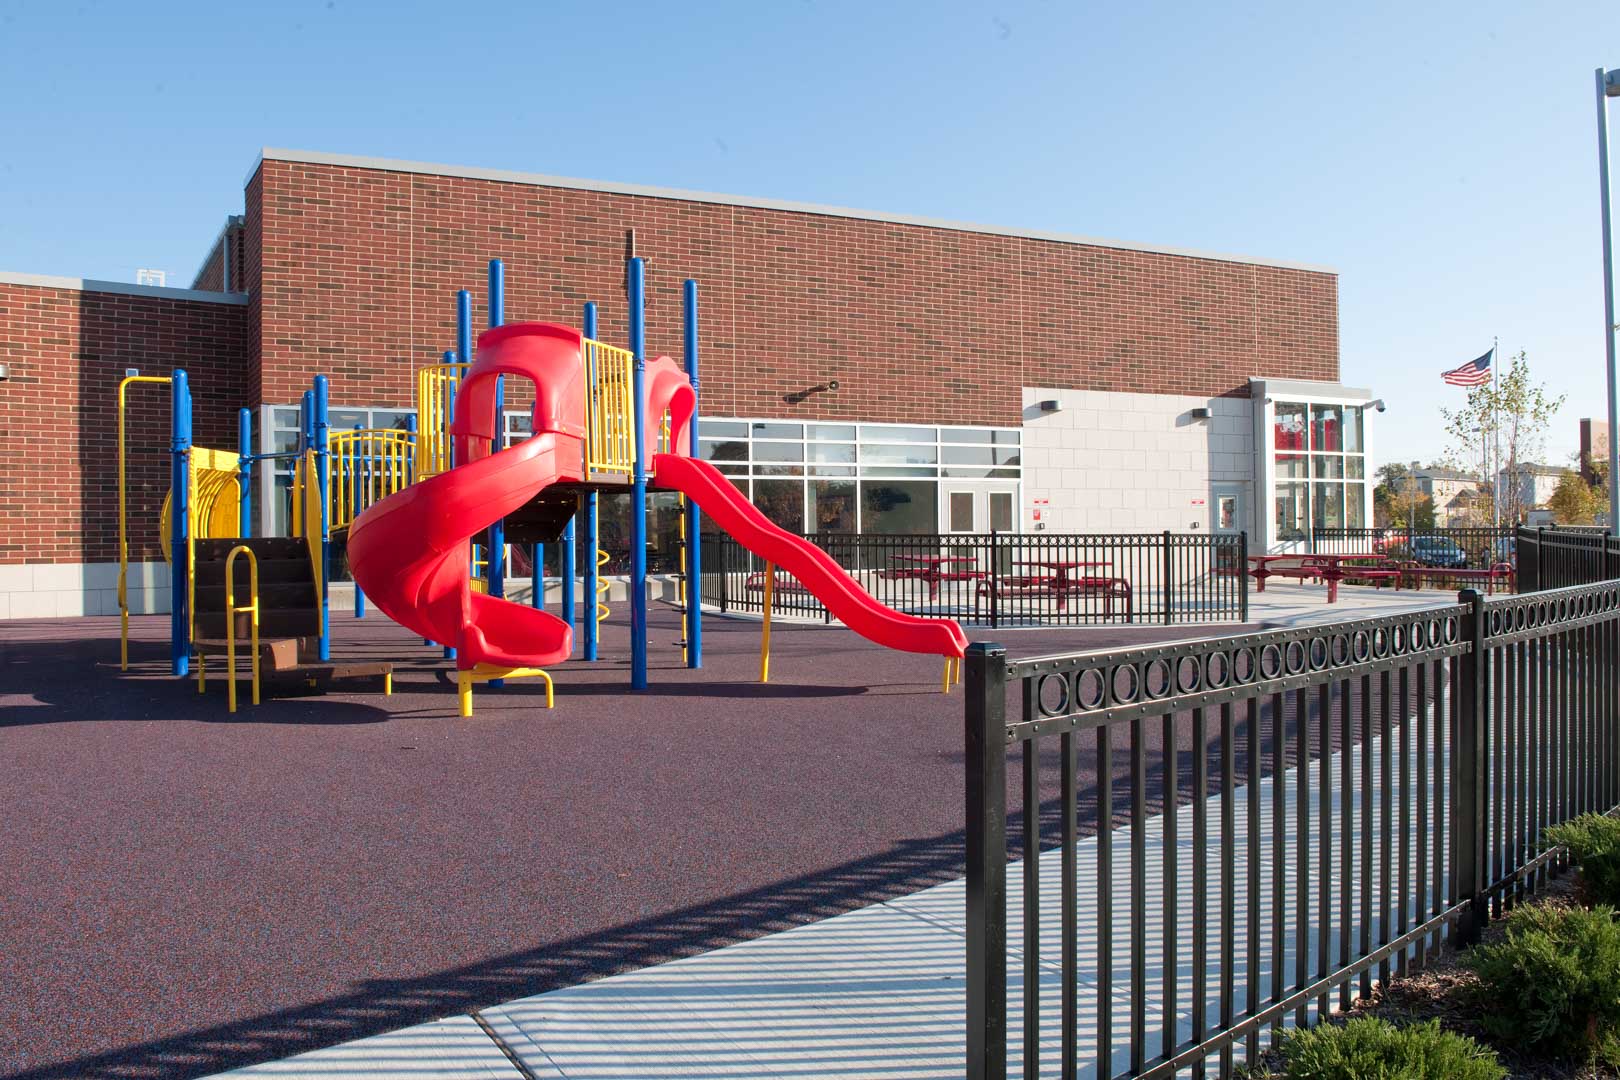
[
  {"x1": 352, "y1": 421, "x2": 367, "y2": 618},
  {"x1": 170, "y1": 369, "x2": 191, "y2": 676},
  {"x1": 314, "y1": 375, "x2": 331, "y2": 661},
  {"x1": 683, "y1": 279, "x2": 703, "y2": 669},
  {"x1": 561, "y1": 517, "x2": 576, "y2": 647},
  {"x1": 629, "y1": 257, "x2": 649, "y2": 690},
  {"x1": 582, "y1": 301, "x2": 600, "y2": 662},
  {"x1": 532, "y1": 542, "x2": 544, "y2": 609},
  {"x1": 486, "y1": 262, "x2": 507, "y2": 687},
  {"x1": 300, "y1": 390, "x2": 314, "y2": 452},
  {"x1": 442, "y1": 346, "x2": 458, "y2": 661},
  {"x1": 487, "y1": 260, "x2": 506, "y2": 604},
  {"x1": 237, "y1": 407, "x2": 253, "y2": 538}
]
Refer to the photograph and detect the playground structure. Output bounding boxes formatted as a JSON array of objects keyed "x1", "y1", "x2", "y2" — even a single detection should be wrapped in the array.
[
  {"x1": 116, "y1": 367, "x2": 393, "y2": 712},
  {"x1": 346, "y1": 257, "x2": 967, "y2": 715},
  {"x1": 116, "y1": 255, "x2": 965, "y2": 716}
]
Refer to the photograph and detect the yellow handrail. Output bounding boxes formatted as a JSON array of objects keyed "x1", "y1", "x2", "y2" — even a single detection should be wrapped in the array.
[
  {"x1": 414, "y1": 362, "x2": 468, "y2": 480},
  {"x1": 327, "y1": 428, "x2": 416, "y2": 530},
  {"x1": 582, "y1": 337, "x2": 635, "y2": 475},
  {"x1": 223, "y1": 545, "x2": 260, "y2": 713},
  {"x1": 118, "y1": 374, "x2": 172, "y2": 670}
]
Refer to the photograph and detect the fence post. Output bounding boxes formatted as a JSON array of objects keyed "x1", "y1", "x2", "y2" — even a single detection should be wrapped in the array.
[
  {"x1": 1162, "y1": 530, "x2": 1173, "y2": 625},
  {"x1": 718, "y1": 538, "x2": 729, "y2": 614},
  {"x1": 965, "y1": 642, "x2": 1008, "y2": 1080},
  {"x1": 1453, "y1": 588, "x2": 1488, "y2": 945},
  {"x1": 1535, "y1": 527, "x2": 1546, "y2": 592},
  {"x1": 1239, "y1": 530, "x2": 1250, "y2": 623},
  {"x1": 989, "y1": 529, "x2": 999, "y2": 630}
]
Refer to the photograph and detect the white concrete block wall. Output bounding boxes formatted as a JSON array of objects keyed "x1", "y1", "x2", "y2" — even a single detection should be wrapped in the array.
[
  {"x1": 1021, "y1": 387, "x2": 1256, "y2": 535},
  {"x1": 0, "y1": 561, "x2": 171, "y2": 619}
]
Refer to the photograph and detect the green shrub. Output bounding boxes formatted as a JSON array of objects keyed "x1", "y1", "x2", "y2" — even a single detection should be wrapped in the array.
[
  {"x1": 1468, "y1": 902, "x2": 1620, "y2": 1064},
  {"x1": 1544, "y1": 813, "x2": 1620, "y2": 905},
  {"x1": 1280, "y1": 1016, "x2": 1504, "y2": 1080}
]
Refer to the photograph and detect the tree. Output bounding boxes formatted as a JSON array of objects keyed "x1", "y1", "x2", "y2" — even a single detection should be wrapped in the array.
[
  {"x1": 1548, "y1": 468, "x2": 1604, "y2": 526},
  {"x1": 1440, "y1": 350, "x2": 1564, "y2": 526},
  {"x1": 1373, "y1": 468, "x2": 1436, "y2": 529}
]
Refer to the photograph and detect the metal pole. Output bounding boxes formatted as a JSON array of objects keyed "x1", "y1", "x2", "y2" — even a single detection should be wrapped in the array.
[
  {"x1": 1492, "y1": 337, "x2": 1500, "y2": 528},
  {"x1": 965, "y1": 642, "x2": 1008, "y2": 1080},
  {"x1": 170, "y1": 370, "x2": 191, "y2": 676},
  {"x1": 683, "y1": 278, "x2": 703, "y2": 668},
  {"x1": 487, "y1": 260, "x2": 506, "y2": 605},
  {"x1": 237, "y1": 407, "x2": 253, "y2": 538},
  {"x1": 314, "y1": 374, "x2": 331, "y2": 661},
  {"x1": 1598, "y1": 67, "x2": 1619, "y2": 530},
  {"x1": 629, "y1": 258, "x2": 649, "y2": 690},
  {"x1": 441, "y1": 349, "x2": 458, "y2": 661},
  {"x1": 583, "y1": 301, "x2": 600, "y2": 662}
]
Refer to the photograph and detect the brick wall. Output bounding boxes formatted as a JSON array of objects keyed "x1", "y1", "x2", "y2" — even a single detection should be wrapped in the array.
[
  {"x1": 249, "y1": 158, "x2": 1338, "y2": 420},
  {"x1": 0, "y1": 282, "x2": 248, "y2": 565}
]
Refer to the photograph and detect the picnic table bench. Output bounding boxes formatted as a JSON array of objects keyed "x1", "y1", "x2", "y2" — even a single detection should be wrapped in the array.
[
  {"x1": 1399, "y1": 561, "x2": 1516, "y2": 595},
  {"x1": 1249, "y1": 554, "x2": 1403, "y2": 604},
  {"x1": 976, "y1": 560, "x2": 1134, "y2": 618}
]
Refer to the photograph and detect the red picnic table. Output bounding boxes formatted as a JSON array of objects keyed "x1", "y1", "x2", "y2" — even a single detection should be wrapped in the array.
[
  {"x1": 1248, "y1": 553, "x2": 1402, "y2": 604},
  {"x1": 881, "y1": 554, "x2": 985, "y2": 601},
  {"x1": 978, "y1": 560, "x2": 1133, "y2": 617}
]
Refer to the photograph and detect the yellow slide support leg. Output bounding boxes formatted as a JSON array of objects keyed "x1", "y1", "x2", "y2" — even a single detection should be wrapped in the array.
[
  {"x1": 760, "y1": 562, "x2": 773, "y2": 683},
  {"x1": 456, "y1": 664, "x2": 555, "y2": 718}
]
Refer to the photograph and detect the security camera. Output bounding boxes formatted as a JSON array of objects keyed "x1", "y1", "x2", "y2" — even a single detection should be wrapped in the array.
[
  {"x1": 1369, "y1": 399, "x2": 1387, "y2": 413},
  {"x1": 827, "y1": 379, "x2": 839, "y2": 391}
]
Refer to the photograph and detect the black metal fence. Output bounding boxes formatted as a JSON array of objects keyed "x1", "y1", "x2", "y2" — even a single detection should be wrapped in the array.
[
  {"x1": 1312, "y1": 527, "x2": 1511, "y2": 570},
  {"x1": 965, "y1": 574, "x2": 1620, "y2": 1078},
  {"x1": 1517, "y1": 526, "x2": 1620, "y2": 591},
  {"x1": 699, "y1": 531, "x2": 1248, "y2": 627}
]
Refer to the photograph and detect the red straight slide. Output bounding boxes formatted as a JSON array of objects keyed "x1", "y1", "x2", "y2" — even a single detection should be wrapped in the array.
[{"x1": 653, "y1": 453, "x2": 967, "y2": 660}]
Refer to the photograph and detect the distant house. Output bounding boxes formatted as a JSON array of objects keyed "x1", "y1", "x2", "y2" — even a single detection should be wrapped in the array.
[
  {"x1": 1412, "y1": 467, "x2": 1478, "y2": 520},
  {"x1": 1441, "y1": 487, "x2": 1488, "y2": 526},
  {"x1": 1496, "y1": 463, "x2": 1574, "y2": 515}
]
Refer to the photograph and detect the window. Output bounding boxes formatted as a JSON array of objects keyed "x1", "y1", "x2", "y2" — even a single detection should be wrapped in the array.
[
  {"x1": 949, "y1": 492, "x2": 974, "y2": 532},
  {"x1": 693, "y1": 418, "x2": 1020, "y2": 535},
  {"x1": 862, "y1": 481, "x2": 938, "y2": 534},
  {"x1": 1272, "y1": 400, "x2": 1367, "y2": 541}
]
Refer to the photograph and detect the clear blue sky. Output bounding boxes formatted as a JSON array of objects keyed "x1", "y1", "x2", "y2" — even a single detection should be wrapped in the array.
[{"x1": 2, "y1": 0, "x2": 1616, "y2": 469}]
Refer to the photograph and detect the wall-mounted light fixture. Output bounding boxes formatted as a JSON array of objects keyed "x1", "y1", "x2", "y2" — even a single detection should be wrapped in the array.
[
  {"x1": 0, "y1": 363, "x2": 10, "y2": 381},
  {"x1": 782, "y1": 378, "x2": 840, "y2": 405},
  {"x1": 1038, "y1": 399, "x2": 1062, "y2": 413},
  {"x1": 1188, "y1": 407, "x2": 1211, "y2": 421}
]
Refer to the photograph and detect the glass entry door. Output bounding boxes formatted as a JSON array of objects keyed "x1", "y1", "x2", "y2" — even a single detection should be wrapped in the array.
[{"x1": 941, "y1": 483, "x2": 1019, "y2": 534}]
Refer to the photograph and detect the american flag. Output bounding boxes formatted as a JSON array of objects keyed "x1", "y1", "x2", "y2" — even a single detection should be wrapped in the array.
[{"x1": 1442, "y1": 348, "x2": 1494, "y2": 386}]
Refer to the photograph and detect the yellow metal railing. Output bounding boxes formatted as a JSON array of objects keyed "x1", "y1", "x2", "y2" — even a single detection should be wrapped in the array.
[
  {"x1": 327, "y1": 428, "x2": 415, "y2": 530},
  {"x1": 118, "y1": 374, "x2": 172, "y2": 670},
  {"x1": 415, "y1": 362, "x2": 469, "y2": 479},
  {"x1": 199, "y1": 545, "x2": 260, "y2": 713},
  {"x1": 582, "y1": 337, "x2": 635, "y2": 476}
]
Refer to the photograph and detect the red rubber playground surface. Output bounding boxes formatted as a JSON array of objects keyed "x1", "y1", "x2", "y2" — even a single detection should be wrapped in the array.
[{"x1": 0, "y1": 605, "x2": 1247, "y2": 1079}]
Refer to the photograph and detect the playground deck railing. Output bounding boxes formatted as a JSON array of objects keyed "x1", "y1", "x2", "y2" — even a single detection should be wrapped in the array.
[
  {"x1": 414, "y1": 361, "x2": 468, "y2": 480},
  {"x1": 327, "y1": 428, "x2": 417, "y2": 532},
  {"x1": 582, "y1": 336, "x2": 635, "y2": 476},
  {"x1": 699, "y1": 530, "x2": 1249, "y2": 627}
]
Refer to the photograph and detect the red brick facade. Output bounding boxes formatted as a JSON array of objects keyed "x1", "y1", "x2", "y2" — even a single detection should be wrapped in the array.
[
  {"x1": 248, "y1": 157, "x2": 1338, "y2": 420},
  {"x1": 0, "y1": 151, "x2": 1338, "y2": 565},
  {"x1": 0, "y1": 283, "x2": 248, "y2": 564}
]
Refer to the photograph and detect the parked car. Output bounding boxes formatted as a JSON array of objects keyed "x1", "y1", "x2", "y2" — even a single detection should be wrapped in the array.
[
  {"x1": 1493, "y1": 536, "x2": 1516, "y2": 566},
  {"x1": 1409, "y1": 536, "x2": 1469, "y2": 569}
]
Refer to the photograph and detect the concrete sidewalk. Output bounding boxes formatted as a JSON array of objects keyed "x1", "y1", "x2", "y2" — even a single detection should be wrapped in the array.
[{"x1": 213, "y1": 717, "x2": 1456, "y2": 1080}]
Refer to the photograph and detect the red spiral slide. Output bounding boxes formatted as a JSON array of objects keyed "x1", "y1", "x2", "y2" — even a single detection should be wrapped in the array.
[{"x1": 653, "y1": 453, "x2": 967, "y2": 660}]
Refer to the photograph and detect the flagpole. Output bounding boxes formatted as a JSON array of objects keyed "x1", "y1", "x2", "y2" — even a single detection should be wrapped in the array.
[{"x1": 1492, "y1": 337, "x2": 1500, "y2": 528}]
